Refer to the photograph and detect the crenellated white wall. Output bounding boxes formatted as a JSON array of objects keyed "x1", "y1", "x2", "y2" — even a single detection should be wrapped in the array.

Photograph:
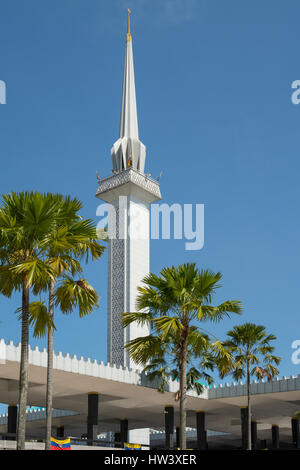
[
  {"x1": 0, "y1": 338, "x2": 142, "y2": 385},
  {"x1": 1, "y1": 338, "x2": 299, "y2": 400}
]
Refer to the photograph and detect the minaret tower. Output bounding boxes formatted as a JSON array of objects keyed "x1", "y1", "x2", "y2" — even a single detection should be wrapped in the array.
[{"x1": 96, "y1": 10, "x2": 161, "y2": 370}]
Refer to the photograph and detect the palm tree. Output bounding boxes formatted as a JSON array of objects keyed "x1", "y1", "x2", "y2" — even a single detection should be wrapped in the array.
[
  {"x1": 0, "y1": 192, "x2": 105, "y2": 449},
  {"x1": 0, "y1": 191, "x2": 60, "y2": 449},
  {"x1": 28, "y1": 277, "x2": 100, "y2": 449},
  {"x1": 122, "y1": 263, "x2": 242, "y2": 449},
  {"x1": 138, "y1": 328, "x2": 217, "y2": 397},
  {"x1": 29, "y1": 195, "x2": 105, "y2": 449},
  {"x1": 223, "y1": 323, "x2": 281, "y2": 450}
]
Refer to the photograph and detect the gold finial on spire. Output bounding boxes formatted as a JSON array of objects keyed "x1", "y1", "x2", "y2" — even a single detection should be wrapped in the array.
[{"x1": 126, "y1": 8, "x2": 132, "y2": 42}]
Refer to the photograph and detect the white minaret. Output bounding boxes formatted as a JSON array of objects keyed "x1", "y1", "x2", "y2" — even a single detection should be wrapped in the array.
[{"x1": 96, "y1": 11, "x2": 161, "y2": 371}]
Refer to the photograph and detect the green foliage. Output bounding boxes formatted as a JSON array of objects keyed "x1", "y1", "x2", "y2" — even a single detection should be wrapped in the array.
[
  {"x1": 0, "y1": 190, "x2": 105, "y2": 334},
  {"x1": 15, "y1": 302, "x2": 56, "y2": 338},
  {"x1": 55, "y1": 277, "x2": 99, "y2": 316},
  {"x1": 122, "y1": 263, "x2": 242, "y2": 396},
  {"x1": 223, "y1": 323, "x2": 281, "y2": 381}
]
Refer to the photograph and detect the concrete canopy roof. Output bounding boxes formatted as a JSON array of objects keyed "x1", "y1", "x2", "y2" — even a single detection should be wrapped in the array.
[{"x1": 0, "y1": 339, "x2": 299, "y2": 442}]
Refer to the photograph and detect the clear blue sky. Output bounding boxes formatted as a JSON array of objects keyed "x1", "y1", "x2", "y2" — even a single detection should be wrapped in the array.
[{"x1": 0, "y1": 0, "x2": 300, "y2": 411}]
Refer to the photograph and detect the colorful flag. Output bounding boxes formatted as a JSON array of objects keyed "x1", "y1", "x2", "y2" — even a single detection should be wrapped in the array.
[
  {"x1": 124, "y1": 442, "x2": 142, "y2": 450},
  {"x1": 50, "y1": 437, "x2": 71, "y2": 450}
]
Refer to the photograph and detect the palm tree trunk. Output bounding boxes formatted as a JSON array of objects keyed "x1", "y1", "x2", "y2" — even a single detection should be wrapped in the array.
[
  {"x1": 179, "y1": 332, "x2": 188, "y2": 450},
  {"x1": 16, "y1": 275, "x2": 29, "y2": 450},
  {"x1": 247, "y1": 358, "x2": 251, "y2": 451},
  {"x1": 45, "y1": 280, "x2": 55, "y2": 450}
]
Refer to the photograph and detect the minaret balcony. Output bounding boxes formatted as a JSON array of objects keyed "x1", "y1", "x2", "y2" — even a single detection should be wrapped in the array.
[{"x1": 95, "y1": 168, "x2": 161, "y2": 204}]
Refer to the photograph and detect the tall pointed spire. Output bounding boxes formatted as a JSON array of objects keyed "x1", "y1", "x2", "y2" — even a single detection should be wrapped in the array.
[
  {"x1": 111, "y1": 10, "x2": 146, "y2": 174},
  {"x1": 126, "y1": 8, "x2": 132, "y2": 42},
  {"x1": 119, "y1": 8, "x2": 138, "y2": 140}
]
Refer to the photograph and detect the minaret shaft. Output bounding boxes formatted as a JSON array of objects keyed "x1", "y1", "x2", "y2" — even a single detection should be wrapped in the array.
[
  {"x1": 97, "y1": 171, "x2": 161, "y2": 368},
  {"x1": 107, "y1": 195, "x2": 150, "y2": 368}
]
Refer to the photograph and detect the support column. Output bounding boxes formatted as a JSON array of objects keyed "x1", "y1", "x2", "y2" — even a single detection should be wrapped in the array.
[
  {"x1": 240, "y1": 407, "x2": 248, "y2": 450},
  {"x1": 251, "y1": 421, "x2": 257, "y2": 450},
  {"x1": 87, "y1": 392, "x2": 99, "y2": 446},
  {"x1": 260, "y1": 439, "x2": 267, "y2": 449},
  {"x1": 164, "y1": 406, "x2": 174, "y2": 449},
  {"x1": 291, "y1": 418, "x2": 300, "y2": 448},
  {"x1": 271, "y1": 425, "x2": 280, "y2": 449},
  {"x1": 56, "y1": 426, "x2": 64, "y2": 439},
  {"x1": 120, "y1": 419, "x2": 128, "y2": 447},
  {"x1": 7, "y1": 405, "x2": 17, "y2": 438},
  {"x1": 176, "y1": 427, "x2": 180, "y2": 449},
  {"x1": 114, "y1": 432, "x2": 121, "y2": 448},
  {"x1": 196, "y1": 411, "x2": 207, "y2": 450}
]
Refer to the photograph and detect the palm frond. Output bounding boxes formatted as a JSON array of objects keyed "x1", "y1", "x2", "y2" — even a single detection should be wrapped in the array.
[
  {"x1": 153, "y1": 316, "x2": 182, "y2": 338},
  {"x1": 12, "y1": 258, "x2": 56, "y2": 288},
  {"x1": 121, "y1": 311, "x2": 153, "y2": 328},
  {"x1": 55, "y1": 276, "x2": 99, "y2": 316},
  {"x1": 124, "y1": 335, "x2": 163, "y2": 366},
  {"x1": 15, "y1": 301, "x2": 56, "y2": 338}
]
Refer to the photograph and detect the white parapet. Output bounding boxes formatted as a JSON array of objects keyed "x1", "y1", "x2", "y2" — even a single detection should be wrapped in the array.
[
  {"x1": 0, "y1": 339, "x2": 6, "y2": 364},
  {"x1": 1, "y1": 338, "x2": 299, "y2": 401}
]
